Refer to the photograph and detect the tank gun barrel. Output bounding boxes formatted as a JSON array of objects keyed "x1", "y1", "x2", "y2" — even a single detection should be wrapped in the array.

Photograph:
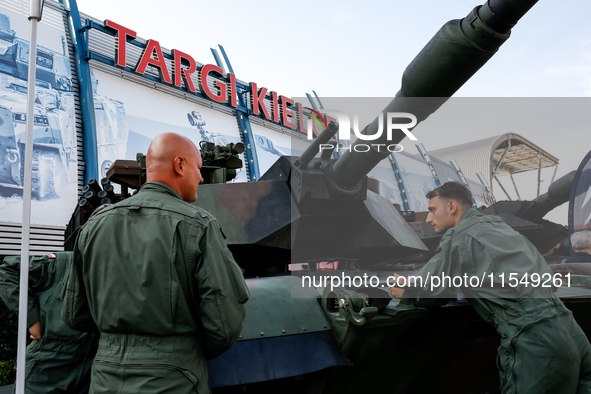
[{"x1": 330, "y1": 0, "x2": 538, "y2": 190}]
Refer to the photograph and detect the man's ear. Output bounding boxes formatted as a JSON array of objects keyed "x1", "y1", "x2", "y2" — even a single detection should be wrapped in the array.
[
  {"x1": 448, "y1": 200, "x2": 458, "y2": 215},
  {"x1": 173, "y1": 156, "x2": 184, "y2": 176}
]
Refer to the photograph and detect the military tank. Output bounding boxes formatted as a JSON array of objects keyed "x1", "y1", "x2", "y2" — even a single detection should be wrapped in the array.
[
  {"x1": 195, "y1": 1, "x2": 591, "y2": 392},
  {"x1": 71, "y1": 140, "x2": 583, "y2": 394},
  {"x1": 0, "y1": 13, "x2": 76, "y2": 199},
  {"x1": 65, "y1": 0, "x2": 591, "y2": 392}
]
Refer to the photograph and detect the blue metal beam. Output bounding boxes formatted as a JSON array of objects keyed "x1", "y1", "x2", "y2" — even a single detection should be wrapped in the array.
[
  {"x1": 450, "y1": 160, "x2": 478, "y2": 208},
  {"x1": 476, "y1": 172, "x2": 496, "y2": 205},
  {"x1": 212, "y1": 45, "x2": 259, "y2": 181},
  {"x1": 306, "y1": 93, "x2": 319, "y2": 111},
  {"x1": 236, "y1": 112, "x2": 260, "y2": 181},
  {"x1": 217, "y1": 45, "x2": 235, "y2": 75},
  {"x1": 312, "y1": 90, "x2": 324, "y2": 109},
  {"x1": 476, "y1": 172, "x2": 489, "y2": 188},
  {"x1": 59, "y1": 0, "x2": 98, "y2": 183},
  {"x1": 389, "y1": 154, "x2": 410, "y2": 211},
  {"x1": 210, "y1": 48, "x2": 227, "y2": 75},
  {"x1": 416, "y1": 143, "x2": 442, "y2": 186}
]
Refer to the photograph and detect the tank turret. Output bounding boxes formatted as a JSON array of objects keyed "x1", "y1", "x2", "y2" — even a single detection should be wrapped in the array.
[
  {"x1": 480, "y1": 171, "x2": 574, "y2": 252},
  {"x1": 483, "y1": 171, "x2": 575, "y2": 222},
  {"x1": 197, "y1": 0, "x2": 543, "y2": 270}
]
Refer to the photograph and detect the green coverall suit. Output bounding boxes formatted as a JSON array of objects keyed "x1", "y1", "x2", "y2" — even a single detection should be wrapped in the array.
[
  {"x1": 402, "y1": 208, "x2": 591, "y2": 393},
  {"x1": 62, "y1": 181, "x2": 249, "y2": 394},
  {"x1": 0, "y1": 252, "x2": 98, "y2": 393}
]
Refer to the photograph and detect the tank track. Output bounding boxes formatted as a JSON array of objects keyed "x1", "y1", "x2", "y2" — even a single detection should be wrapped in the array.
[{"x1": 20, "y1": 149, "x2": 58, "y2": 199}]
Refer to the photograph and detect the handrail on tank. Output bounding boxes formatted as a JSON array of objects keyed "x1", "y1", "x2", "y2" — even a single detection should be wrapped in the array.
[{"x1": 296, "y1": 122, "x2": 339, "y2": 169}]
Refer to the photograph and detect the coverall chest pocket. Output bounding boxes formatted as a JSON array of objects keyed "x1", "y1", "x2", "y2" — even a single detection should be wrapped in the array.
[{"x1": 99, "y1": 212, "x2": 185, "y2": 332}]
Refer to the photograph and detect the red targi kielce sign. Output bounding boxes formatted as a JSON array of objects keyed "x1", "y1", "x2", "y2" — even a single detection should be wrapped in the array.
[{"x1": 103, "y1": 20, "x2": 330, "y2": 137}]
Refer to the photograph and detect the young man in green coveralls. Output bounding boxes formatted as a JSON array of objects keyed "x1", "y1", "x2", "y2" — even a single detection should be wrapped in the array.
[
  {"x1": 390, "y1": 181, "x2": 591, "y2": 393},
  {"x1": 0, "y1": 253, "x2": 98, "y2": 393},
  {"x1": 62, "y1": 132, "x2": 249, "y2": 394}
]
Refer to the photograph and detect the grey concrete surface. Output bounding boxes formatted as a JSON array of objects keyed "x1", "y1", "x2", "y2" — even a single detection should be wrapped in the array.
[{"x1": 0, "y1": 384, "x2": 13, "y2": 393}]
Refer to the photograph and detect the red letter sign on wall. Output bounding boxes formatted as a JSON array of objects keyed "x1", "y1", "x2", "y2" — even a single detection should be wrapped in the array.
[
  {"x1": 297, "y1": 102, "x2": 310, "y2": 136},
  {"x1": 135, "y1": 39, "x2": 172, "y2": 84},
  {"x1": 199, "y1": 64, "x2": 227, "y2": 104},
  {"x1": 227, "y1": 73, "x2": 238, "y2": 108},
  {"x1": 104, "y1": 20, "x2": 136, "y2": 68},
  {"x1": 171, "y1": 49, "x2": 197, "y2": 93},
  {"x1": 280, "y1": 96, "x2": 295, "y2": 129},
  {"x1": 250, "y1": 82, "x2": 271, "y2": 120},
  {"x1": 270, "y1": 91, "x2": 279, "y2": 123}
]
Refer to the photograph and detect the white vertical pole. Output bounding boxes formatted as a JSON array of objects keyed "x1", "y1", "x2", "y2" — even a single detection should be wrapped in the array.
[{"x1": 16, "y1": 2, "x2": 44, "y2": 393}]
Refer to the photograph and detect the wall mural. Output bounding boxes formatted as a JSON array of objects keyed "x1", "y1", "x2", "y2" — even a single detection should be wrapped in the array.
[{"x1": 0, "y1": 4, "x2": 77, "y2": 226}]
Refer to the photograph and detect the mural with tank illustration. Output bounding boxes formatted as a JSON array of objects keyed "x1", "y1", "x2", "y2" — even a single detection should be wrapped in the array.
[
  {"x1": 90, "y1": 68, "x2": 247, "y2": 183},
  {"x1": 0, "y1": 3, "x2": 77, "y2": 226}
]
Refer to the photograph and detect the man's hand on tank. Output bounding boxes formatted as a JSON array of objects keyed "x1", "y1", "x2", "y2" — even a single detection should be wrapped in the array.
[
  {"x1": 29, "y1": 321, "x2": 41, "y2": 340},
  {"x1": 389, "y1": 287, "x2": 404, "y2": 299}
]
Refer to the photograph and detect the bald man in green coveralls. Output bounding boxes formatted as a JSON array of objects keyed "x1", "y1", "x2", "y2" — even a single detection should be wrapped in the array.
[
  {"x1": 62, "y1": 133, "x2": 249, "y2": 393},
  {"x1": 390, "y1": 181, "x2": 591, "y2": 393}
]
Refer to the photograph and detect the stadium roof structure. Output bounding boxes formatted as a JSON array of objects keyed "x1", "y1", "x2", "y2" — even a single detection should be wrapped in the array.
[{"x1": 427, "y1": 133, "x2": 559, "y2": 200}]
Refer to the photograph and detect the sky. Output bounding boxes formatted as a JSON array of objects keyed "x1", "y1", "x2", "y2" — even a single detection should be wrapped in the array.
[
  {"x1": 72, "y1": 0, "x2": 591, "y2": 98},
  {"x1": 71, "y1": 0, "x2": 591, "y2": 224}
]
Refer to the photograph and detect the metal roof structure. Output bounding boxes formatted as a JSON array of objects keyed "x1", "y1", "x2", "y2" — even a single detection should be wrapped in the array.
[{"x1": 427, "y1": 133, "x2": 559, "y2": 200}]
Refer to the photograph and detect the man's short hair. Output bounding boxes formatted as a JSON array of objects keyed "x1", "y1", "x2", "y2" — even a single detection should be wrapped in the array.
[
  {"x1": 571, "y1": 231, "x2": 591, "y2": 251},
  {"x1": 426, "y1": 181, "x2": 473, "y2": 207}
]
